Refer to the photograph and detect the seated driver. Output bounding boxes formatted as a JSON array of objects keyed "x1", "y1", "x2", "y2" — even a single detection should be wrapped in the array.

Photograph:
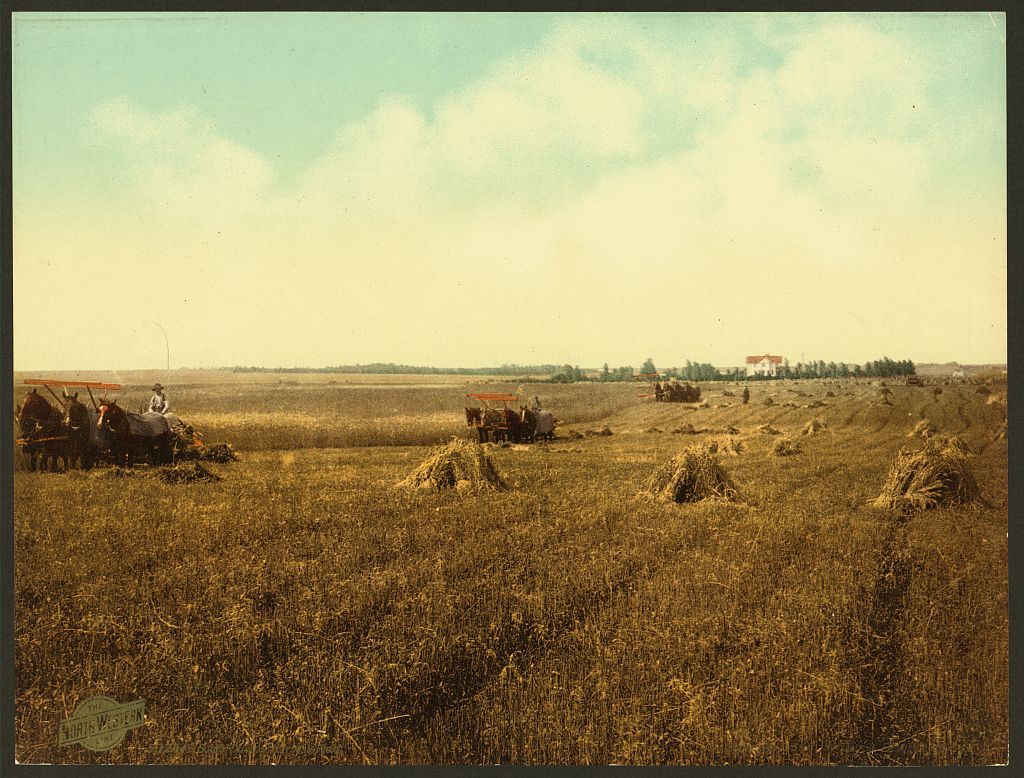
[{"x1": 149, "y1": 383, "x2": 170, "y2": 414}]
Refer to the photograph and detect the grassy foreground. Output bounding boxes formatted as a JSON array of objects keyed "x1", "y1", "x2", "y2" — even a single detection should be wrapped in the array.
[{"x1": 13, "y1": 375, "x2": 1008, "y2": 764}]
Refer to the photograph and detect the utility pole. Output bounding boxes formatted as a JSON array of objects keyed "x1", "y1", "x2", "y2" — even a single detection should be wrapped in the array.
[{"x1": 148, "y1": 321, "x2": 170, "y2": 370}]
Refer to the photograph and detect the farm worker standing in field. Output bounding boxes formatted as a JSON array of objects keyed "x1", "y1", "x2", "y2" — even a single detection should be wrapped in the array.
[
  {"x1": 742, "y1": 386, "x2": 750, "y2": 405},
  {"x1": 654, "y1": 380, "x2": 664, "y2": 402},
  {"x1": 149, "y1": 383, "x2": 170, "y2": 414}
]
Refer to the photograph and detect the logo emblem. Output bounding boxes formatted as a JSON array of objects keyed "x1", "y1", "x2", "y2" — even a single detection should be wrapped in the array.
[{"x1": 58, "y1": 696, "x2": 145, "y2": 752}]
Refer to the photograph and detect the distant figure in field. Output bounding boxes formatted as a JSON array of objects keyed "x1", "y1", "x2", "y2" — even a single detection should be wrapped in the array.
[
  {"x1": 742, "y1": 386, "x2": 750, "y2": 405},
  {"x1": 654, "y1": 381, "x2": 664, "y2": 402},
  {"x1": 149, "y1": 383, "x2": 170, "y2": 414},
  {"x1": 529, "y1": 395, "x2": 542, "y2": 412}
]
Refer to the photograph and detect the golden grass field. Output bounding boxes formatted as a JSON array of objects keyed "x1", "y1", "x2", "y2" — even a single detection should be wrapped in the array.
[{"x1": 13, "y1": 371, "x2": 1008, "y2": 765}]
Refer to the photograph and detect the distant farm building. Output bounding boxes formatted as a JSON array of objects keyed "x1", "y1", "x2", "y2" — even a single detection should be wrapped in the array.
[{"x1": 746, "y1": 354, "x2": 785, "y2": 377}]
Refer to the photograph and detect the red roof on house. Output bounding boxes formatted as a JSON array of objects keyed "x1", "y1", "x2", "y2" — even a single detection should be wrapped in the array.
[{"x1": 746, "y1": 354, "x2": 784, "y2": 364}]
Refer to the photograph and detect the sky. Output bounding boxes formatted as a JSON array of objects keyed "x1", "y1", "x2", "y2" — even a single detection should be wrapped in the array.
[{"x1": 11, "y1": 12, "x2": 1006, "y2": 370}]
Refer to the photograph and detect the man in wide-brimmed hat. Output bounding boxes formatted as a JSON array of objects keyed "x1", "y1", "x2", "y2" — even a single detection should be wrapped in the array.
[{"x1": 149, "y1": 383, "x2": 169, "y2": 414}]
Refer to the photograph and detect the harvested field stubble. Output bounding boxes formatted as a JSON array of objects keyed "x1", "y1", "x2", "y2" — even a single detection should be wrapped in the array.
[{"x1": 12, "y1": 373, "x2": 1008, "y2": 766}]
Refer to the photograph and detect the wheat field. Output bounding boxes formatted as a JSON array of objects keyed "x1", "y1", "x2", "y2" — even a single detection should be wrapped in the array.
[{"x1": 13, "y1": 371, "x2": 1008, "y2": 765}]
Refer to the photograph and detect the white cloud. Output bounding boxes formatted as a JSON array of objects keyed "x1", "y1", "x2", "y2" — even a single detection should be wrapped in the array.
[{"x1": 89, "y1": 96, "x2": 274, "y2": 228}]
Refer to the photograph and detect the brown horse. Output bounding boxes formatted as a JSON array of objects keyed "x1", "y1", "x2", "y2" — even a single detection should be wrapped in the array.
[
  {"x1": 465, "y1": 407, "x2": 488, "y2": 443},
  {"x1": 63, "y1": 391, "x2": 100, "y2": 470},
  {"x1": 97, "y1": 400, "x2": 173, "y2": 467},
  {"x1": 502, "y1": 407, "x2": 522, "y2": 443},
  {"x1": 17, "y1": 388, "x2": 67, "y2": 471}
]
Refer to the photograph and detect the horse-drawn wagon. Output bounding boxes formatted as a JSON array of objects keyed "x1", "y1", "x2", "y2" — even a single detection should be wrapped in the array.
[
  {"x1": 638, "y1": 373, "x2": 702, "y2": 403},
  {"x1": 464, "y1": 393, "x2": 555, "y2": 443},
  {"x1": 16, "y1": 378, "x2": 208, "y2": 470}
]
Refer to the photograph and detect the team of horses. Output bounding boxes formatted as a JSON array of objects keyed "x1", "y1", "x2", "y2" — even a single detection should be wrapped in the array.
[
  {"x1": 16, "y1": 388, "x2": 174, "y2": 471},
  {"x1": 464, "y1": 406, "x2": 556, "y2": 444},
  {"x1": 654, "y1": 381, "x2": 701, "y2": 403}
]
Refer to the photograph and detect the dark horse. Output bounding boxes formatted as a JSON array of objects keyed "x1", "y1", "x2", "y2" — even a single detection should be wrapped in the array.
[
  {"x1": 63, "y1": 391, "x2": 101, "y2": 470},
  {"x1": 465, "y1": 407, "x2": 487, "y2": 442},
  {"x1": 520, "y1": 407, "x2": 555, "y2": 442},
  {"x1": 16, "y1": 388, "x2": 67, "y2": 471},
  {"x1": 97, "y1": 400, "x2": 173, "y2": 467},
  {"x1": 464, "y1": 406, "x2": 521, "y2": 443},
  {"x1": 501, "y1": 407, "x2": 522, "y2": 443}
]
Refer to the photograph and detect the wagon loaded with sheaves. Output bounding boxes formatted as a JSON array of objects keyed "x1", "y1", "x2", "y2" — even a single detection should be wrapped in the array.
[
  {"x1": 463, "y1": 393, "x2": 555, "y2": 444},
  {"x1": 637, "y1": 372, "x2": 702, "y2": 403}
]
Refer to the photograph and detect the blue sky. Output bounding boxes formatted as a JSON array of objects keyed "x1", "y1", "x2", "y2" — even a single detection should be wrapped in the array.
[{"x1": 12, "y1": 12, "x2": 1006, "y2": 369}]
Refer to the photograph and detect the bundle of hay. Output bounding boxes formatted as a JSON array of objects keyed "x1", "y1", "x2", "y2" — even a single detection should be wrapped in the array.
[
  {"x1": 782, "y1": 402, "x2": 798, "y2": 408},
  {"x1": 802, "y1": 418, "x2": 827, "y2": 436},
  {"x1": 671, "y1": 423, "x2": 697, "y2": 435},
  {"x1": 722, "y1": 390, "x2": 735, "y2": 397},
  {"x1": 725, "y1": 425, "x2": 740, "y2": 435},
  {"x1": 805, "y1": 400, "x2": 827, "y2": 408},
  {"x1": 397, "y1": 438, "x2": 508, "y2": 492},
  {"x1": 986, "y1": 392, "x2": 1006, "y2": 406},
  {"x1": 763, "y1": 397, "x2": 775, "y2": 407},
  {"x1": 908, "y1": 419, "x2": 938, "y2": 439},
  {"x1": 568, "y1": 430, "x2": 585, "y2": 440},
  {"x1": 643, "y1": 427, "x2": 664, "y2": 434},
  {"x1": 936, "y1": 434, "x2": 972, "y2": 455},
  {"x1": 154, "y1": 462, "x2": 221, "y2": 484},
  {"x1": 756, "y1": 423, "x2": 782, "y2": 435},
  {"x1": 706, "y1": 437, "x2": 743, "y2": 456},
  {"x1": 645, "y1": 446, "x2": 740, "y2": 503},
  {"x1": 873, "y1": 440, "x2": 982, "y2": 512},
  {"x1": 198, "y1": 443, "x2": 239, "y2": 463},
  {"x1": 585, "y1": 426, "x2": 613, "y2": 437},
  {"x1": 825, "y1": 390, "x2": 836, "y2": 397},
  {"x1": 772, "y1": 437, "x2": 801, "y2": 456}
]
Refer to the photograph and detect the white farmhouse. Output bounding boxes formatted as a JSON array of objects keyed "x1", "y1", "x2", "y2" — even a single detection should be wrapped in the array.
[{"x1": 745, "y1": 354, "x2": 784, "y2": 377}]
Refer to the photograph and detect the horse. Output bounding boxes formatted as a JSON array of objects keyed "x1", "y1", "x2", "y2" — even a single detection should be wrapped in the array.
[
  {"x1": 465, "y1": 407, "x2": 488, "y2": 443},
  {"x1": 482, "y1": 407, "x2": 506, "y2": 442},
  {"x1": 502, "y1": 407, "x2": 522, "y2": 444},
  {"x1": 97, "y1": 399, "x2": 173, "y2": 467},
  {"x1": 17, "y1": 389, "x2": 69, "y2": 471},
  {"x1": 62, "y1": 391, "x2": 102, "y2": 470},
  {"x1": 519, "y1": 406, "x2": 536, "y2": 442},
  {"x1": 520, "y1": 407, "x2": 555, "y2": 442}
]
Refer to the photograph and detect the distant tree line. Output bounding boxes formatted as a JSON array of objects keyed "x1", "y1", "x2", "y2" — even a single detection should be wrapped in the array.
[
  {"x1": 592, "y1": 355, "x2": 916, "y2": 383},
  {"x1": 228, "y1": 362, "x2": 564, "y2": 376},
  {"x1": 228, "y1": 355, "x2": 915, "y2": 382},
  {"x1": 775, "y1": 356, "x2": 916, "y2": 380}
]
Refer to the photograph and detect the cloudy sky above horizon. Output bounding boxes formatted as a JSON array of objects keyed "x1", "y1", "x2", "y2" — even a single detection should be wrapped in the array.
[{"x1": 13, "y1": 12, "x2": 1006, "y2": 370}]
